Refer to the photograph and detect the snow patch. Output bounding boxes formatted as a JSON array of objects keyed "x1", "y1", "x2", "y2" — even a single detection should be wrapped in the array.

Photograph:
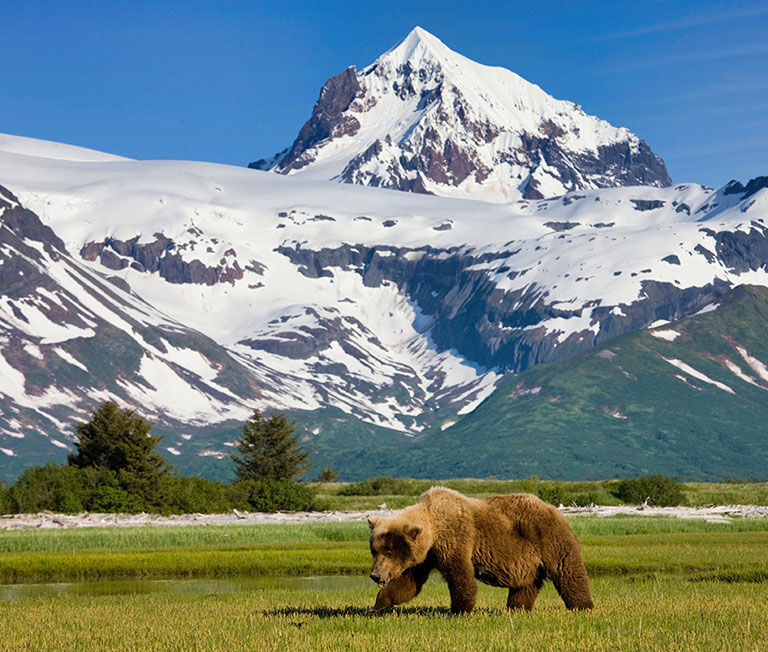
[
  {"x1": 22, "y1": 343, "x2": 44, "y2": 359},
  {"x1": 736, "y1": 346, "x2": 768, "y2": 383},
  {"x1": 663, "y1": 357, "x2": 735, "y2": 394},
  {"x1": 198, "y1": 449, "x2": 227, "y2": 459},
  {"x1": 694, "y1": 302, "x2": 718, "y2": 316},
  {"x1": 722, "y1": 358, "x2": 762, "y2": 388},
  {"x1": 54, "y1": 347, "x2": 88, "y2": 372},
  {"x1": 650, "y1": 329, "x2": 680, "y2": 342}
]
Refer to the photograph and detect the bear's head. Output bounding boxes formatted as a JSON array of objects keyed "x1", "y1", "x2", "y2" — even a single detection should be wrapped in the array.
[{"x1": 367, "y1": 514, "x2": 431, "y2": 587}]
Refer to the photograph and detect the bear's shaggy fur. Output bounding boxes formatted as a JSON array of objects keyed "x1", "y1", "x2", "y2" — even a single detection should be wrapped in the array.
[{"x1": 367, "y1": 487, "x2": 593, "y2": 614}]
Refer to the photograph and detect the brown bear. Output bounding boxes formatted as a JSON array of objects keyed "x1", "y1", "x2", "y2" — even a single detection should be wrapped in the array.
[{"x1": 367, "y1": 487, "x2": 593, "y2": 614}]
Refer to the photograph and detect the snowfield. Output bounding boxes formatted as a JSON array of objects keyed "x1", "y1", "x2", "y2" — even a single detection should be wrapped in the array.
[{"x1": 0, "y1": 133, "x2": 767, "y2": 464}]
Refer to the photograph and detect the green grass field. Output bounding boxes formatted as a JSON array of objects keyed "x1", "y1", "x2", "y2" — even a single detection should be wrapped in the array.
[
  {"x1": 310, "y1": 478, "x2": 768, "y2": 511},
  {"x1": 0, "y1": 518, "x2": 767, "y2": 583},
  {"x1": 1, "y1": 577, "x2": 766, "y2": 652},
  {"x1": 0, "y1": 517, "x2": 767, "y2": 650}
]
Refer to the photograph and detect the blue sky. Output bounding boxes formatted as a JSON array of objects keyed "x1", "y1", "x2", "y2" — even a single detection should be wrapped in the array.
[{"x1": 3, "y1": 0, "x2": 766, "y2": 187}]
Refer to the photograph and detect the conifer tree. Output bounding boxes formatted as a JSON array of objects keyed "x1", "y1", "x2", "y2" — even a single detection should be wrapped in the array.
[
  {"x1": 68, "y1": 401, "x2": 170, "y2": 507},
  {"x1": 231, "y1": 410, "x2": 310, "y2": 482}
]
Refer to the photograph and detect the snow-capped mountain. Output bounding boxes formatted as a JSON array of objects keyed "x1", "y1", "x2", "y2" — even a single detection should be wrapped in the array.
[
  {"x1": 1, "y1": 129, "x2": 767, "y2": 480},
  {"x1": 0, "y1": 181, "x2": 268, "y2": 470},
  {"x1": 251, "y1": 27, "x2": 671, "y2": 202}
]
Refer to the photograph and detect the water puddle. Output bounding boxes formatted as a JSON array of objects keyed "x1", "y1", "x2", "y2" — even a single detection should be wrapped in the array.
[{"x1": 0, "y1": 575, "x2": 372, "y2": 601}]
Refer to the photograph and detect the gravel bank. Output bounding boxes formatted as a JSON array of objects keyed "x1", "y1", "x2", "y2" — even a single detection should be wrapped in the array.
[{"x1": 1, "y1": 504, "x2": 767, "y2": 530}]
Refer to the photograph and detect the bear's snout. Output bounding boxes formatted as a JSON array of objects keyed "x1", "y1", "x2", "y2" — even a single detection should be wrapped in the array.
[
  {"x1": 369, "y1": 565, "x2": 392, "y2": 586},
  {"x1": 369, "y1": 567, "x2": 390, "y2": 585}
]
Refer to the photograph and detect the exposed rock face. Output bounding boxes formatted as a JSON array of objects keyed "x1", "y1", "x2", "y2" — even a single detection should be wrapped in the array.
[
  {"x1": 705, "y1": 223, "x2": 768, "y2": 274},
  {"x1": 253, "y1": 27, "x2": 672, "y2": 202},
  {"x1": 276, "y1": 242, "x2": 733, "y2": 371},
  {"x1": 80, "y1": 235, "x2": 246, "y2": 285},
  {"x1": 250, "y1": 67, "x2": 363, "y2": 173}
]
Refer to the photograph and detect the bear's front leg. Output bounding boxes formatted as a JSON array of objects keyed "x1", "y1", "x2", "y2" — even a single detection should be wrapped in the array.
[
  {"x1": 372, "y1": 562, "x2": 432, "y2": 612},
  {"x1": 442, "y1": 557, "x2": 477, "y2": 615}
]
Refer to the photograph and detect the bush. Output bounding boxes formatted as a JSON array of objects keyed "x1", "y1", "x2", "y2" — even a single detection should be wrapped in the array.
[
  {"x1": 165, "y1": 476, "x2": 238, "y2": 514},
  {"x1": 78, "y1": 467, "x2": 144, "y2": 513},
  {"x1": 338, "y1": 476, "x2": 419, "y2": 496},
  {"x1": 536, "y1": 483, "x2": 567, "y2": 506},
  {"x1": 6, "y1": 464, "x2": 149, "y2": 514},
  {"x1": 231, "y1": 479, "x2": 315, "y2": 512},
  {"x1": 0, "y1": 481, "x2": 9, "y2": 513},
  {"x1": 613, "y1": 475, "x2": 686, "y2": 507},
  {"x1": 316, "y1": 467, "x2": 339, "y2": 483},
  {"x1": 9, "y1": 463, "x2": 87, "y2": 513},
  {"x1": 87, "y1": 484, "x2": 145, "y2": 513}
]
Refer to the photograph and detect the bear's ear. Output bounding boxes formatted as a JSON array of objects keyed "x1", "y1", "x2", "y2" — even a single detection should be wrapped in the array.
[
  {"x1": 367, "y1": 516, "x2": 380, "y2": 530},
  {"x1": 406, "y1": 525, "x2": 421, "y2": 541}
]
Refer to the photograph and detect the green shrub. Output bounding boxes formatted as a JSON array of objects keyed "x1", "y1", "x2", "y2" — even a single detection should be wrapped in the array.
[
  {"x1": 231, "y1": 479, "x2": 315, "y2": 512},
  {"x1": 0, "y1": 481, "x2": 9, "y2": 513},
  {"x1": 536, "y1": 483, "x2": 567, "y2": 506},
  {"x1": 86, "y1": 484, "x2": 144, "y2": 513},
  {"x1": 8, "y1": 464, "x2": 156, "y2": 514},
  {"x1": 9, "y1": 464, "x2": 87, "y2": 513},
  {"x1": 613, "y1": 475, "x2": 687, "y2": 507},
  {"x1": 79, "y1": 467, "x2": 144, "y2": 513},
  {"x1": 338, "y1": 476, "x2": 419, "y2": 496},
  {"x1": 165, "y1": 476, "x2": 237, "y2": 514},
  {"x1": 315, "y1": 468, "x2": 339, "y2": 483},
  {"x1": 567, "y1": 491, "x2": 604, "y2": 506}
]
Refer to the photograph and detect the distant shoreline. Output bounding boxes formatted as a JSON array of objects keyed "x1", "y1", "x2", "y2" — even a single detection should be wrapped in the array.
[{"x1": 2, "y1": 504, "x2": 767, "y2": 530}]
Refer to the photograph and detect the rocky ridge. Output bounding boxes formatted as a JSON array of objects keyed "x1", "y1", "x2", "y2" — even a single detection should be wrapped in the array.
[{"x1": 252, "y1": 27, "x2": 671, "y2": 202}]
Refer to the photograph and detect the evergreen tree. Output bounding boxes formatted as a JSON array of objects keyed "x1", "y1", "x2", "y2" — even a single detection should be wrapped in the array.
[
  {"x1": 68, "y1": 401, "x2": 170, "y2": 508},
  {"x1": 316, "y1": 467, "x2": 339, "y2": 483},
  {"x1": 231, "y1": 410, "x2": 310, "y2": 482}
]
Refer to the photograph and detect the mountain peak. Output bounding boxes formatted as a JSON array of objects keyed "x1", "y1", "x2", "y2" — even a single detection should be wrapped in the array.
[
  {"x1": 251, "y1": 30, "x2": 671, "y2": 201},
  {"x1": 381, "y1": 26, "x2": 452, "y2": 64}
]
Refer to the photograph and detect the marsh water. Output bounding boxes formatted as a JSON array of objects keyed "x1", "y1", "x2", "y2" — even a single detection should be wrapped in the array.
[{"x1": 0, "y1": 576, "x2": 373, "y2": 601}]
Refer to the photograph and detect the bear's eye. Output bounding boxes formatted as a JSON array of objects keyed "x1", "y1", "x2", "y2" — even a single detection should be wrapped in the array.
[{"x1": 384, "y1": 550, "x2": 392, "y2": 557}]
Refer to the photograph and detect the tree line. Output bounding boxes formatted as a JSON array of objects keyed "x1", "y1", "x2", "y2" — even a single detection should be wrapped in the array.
[{"x1": 0, "y1": 402, "x2": 335, "y2": 514}]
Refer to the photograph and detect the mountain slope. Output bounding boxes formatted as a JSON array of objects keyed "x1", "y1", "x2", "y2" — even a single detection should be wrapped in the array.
[
  {"x1": 379, "y1": 285, "x2": 768, "y2": 481},
  {"x1": 0, "y1": 184, "x2": 268, "y2": 481},
  {"x1": 1, "y1": 130, "x2": 768, "y2": 480},
  {"x1": 252, "y1": 27, "x2": 671, "y2": 202}
]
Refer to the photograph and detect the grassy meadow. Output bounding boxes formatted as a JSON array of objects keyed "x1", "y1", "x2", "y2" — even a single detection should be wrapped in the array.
[
  {"x1": 310, "y1": 477, "x2": 768, "y2": 511},
  {"x1": 0, "y1": 515, "x2": 767, "y2": 650}
]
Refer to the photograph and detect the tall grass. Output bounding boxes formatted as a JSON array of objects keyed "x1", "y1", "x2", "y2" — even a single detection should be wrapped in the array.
[
  {"x1": 0, "y1": 517, "x2": 766, "y2": 583},
  {"x1": 1, "y1": 517, "x2": 767, "y2": 554}
]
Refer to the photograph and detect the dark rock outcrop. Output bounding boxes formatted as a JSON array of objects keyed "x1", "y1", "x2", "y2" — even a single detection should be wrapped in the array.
[
  {"x1": 80, "y1": 235, "x2": 246, "y2": 285},
  {"x1": 276, "y1": 242, "x2": 731, "y2": 372},
  {"x1": 251, "y1": 66, "x2": 363, "y2": 173}
]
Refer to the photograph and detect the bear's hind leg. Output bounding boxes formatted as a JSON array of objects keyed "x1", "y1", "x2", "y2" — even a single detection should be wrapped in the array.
[
  {"x1": 506, "y1": 571, "x2": 544, "y2": 611},
  {"x1": 549, "y1": 554, "x2": 593, "y2": 610}
]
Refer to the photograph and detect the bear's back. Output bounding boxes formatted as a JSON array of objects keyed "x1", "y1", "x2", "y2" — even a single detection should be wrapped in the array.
[{"x1": 482, "y1": 493, "x2": 579, "y2": 547}]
